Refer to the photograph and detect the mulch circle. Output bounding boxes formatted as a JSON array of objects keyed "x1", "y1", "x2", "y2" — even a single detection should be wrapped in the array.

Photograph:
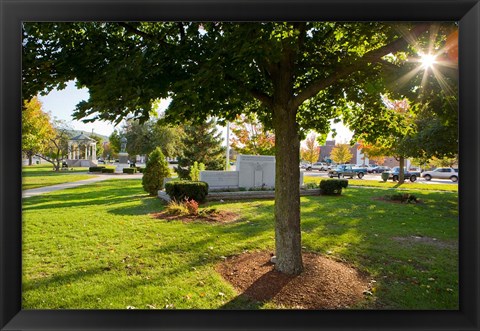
[
  {"x1": 216, "y1": 251, "x2": 373, "y2": 309},
  {"x1": 150, "y1": 210, "x2": 239, "y2": 223}
]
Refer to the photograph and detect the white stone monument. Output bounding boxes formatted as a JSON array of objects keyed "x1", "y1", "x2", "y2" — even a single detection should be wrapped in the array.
[
  {"x1": 115, "y1": 136, "x2": 129, "y2": 173},
  {"x1": 199, "y1": 154, "x2": 304, "y2": 191},
  {"x1": 236, "y1": 155, "x2": 275, "y2": 189},
  {"x1": 199, "y1": 171, "x2": 239, "y2": 190}
]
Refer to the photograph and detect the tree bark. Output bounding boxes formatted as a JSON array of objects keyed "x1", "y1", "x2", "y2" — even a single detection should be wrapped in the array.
[{"x1": 273, "y1": 104, "x2": 303, "y2": 275}]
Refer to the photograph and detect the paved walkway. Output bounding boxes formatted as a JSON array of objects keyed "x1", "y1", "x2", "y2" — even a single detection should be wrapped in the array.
[{"x1": 23, "y1": 173, "x2": 143, "y2": 198}]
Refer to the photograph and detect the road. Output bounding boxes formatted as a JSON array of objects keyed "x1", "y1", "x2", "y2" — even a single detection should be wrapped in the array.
[{"x1": 303, "y1": 170, "x2": 458, "y2": 185}]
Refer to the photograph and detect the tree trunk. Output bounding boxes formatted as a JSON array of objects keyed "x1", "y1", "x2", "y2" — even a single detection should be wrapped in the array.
[
  {"x1": 28, "y1": 152, "x2": 33, "y2": 166},
  {"x1": 273, "y1": 104, "x2": 303, "y2": 275},
  {"x1": 399, "y1": 156, "x2": 405, "y2": 184}
]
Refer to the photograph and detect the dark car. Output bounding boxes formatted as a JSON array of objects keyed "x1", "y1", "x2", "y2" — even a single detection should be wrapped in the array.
[
  {"x1": 387, "y1": 167, "x2": 421, "y2": 182},
  {"x1": 371, "y1": 166, "x2": 390, "y2": 173}
]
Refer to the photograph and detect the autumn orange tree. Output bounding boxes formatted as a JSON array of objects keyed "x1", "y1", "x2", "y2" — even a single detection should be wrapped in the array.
[
  {"x1": 300, "y1": 133, "x2": 320, "y2": 165},
  {"x1": 22, "y1": 97, "x2": 55, "y2": 165},
  {"x1": 230, "y1": 114, "x2": 275, "y2": 156},
  {"x1": 330, "y1": 144, "x2": 353, "y2": 164}
]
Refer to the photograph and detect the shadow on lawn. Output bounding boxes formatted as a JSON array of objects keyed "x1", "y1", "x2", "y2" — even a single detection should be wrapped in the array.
[
  {"x1": 23, "y1": 187, "x2": 156, "y2": 212},
  {"x1": 220, "y1": 270, "x2": 295, "y2": 309}
]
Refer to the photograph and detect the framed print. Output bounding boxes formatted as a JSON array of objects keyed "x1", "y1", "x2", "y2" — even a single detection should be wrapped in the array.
[{"x1": 1, "y1": 0, "x2": 479, "y2": 330}]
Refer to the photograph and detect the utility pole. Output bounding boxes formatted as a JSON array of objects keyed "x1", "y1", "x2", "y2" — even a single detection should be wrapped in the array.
[{"x1": 226, "y1": 121, "x2": 230, "y2": 170}]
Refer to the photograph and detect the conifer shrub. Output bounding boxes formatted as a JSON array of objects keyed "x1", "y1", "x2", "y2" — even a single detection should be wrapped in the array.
[
  {"x1": 189, "y1": 161, "x2": 206, "y2": 181},
  {"x1": 123, "y1": 168, "x2": 136, "y2": 174},
  {"x1": 142, "y1": 147, "x2": 171, "y2": 195},
  {"x1": 319, "y1": 179, "x2": 348, "y2": 195},
  {"x1": 165, "y1": 181, "x2": 209, "y2": 203},
  {"x1": 101, "y1": 168, "x2": 114, "y2": 173}
]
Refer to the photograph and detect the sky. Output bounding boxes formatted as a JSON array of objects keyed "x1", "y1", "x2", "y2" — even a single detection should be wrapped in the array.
[{"x1": 38, "y1": 80, "x2": 353, "y2": 144}]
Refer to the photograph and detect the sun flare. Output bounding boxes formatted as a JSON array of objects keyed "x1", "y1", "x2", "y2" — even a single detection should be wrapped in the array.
[{"x1": 420, "y1": 53, "x2": 437, "y2": 69}]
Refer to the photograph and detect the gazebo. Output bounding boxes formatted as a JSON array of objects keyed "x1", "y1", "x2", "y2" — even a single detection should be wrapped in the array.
[{"x1": 67, "y1": 132, "x2": 98, "y2": 167}]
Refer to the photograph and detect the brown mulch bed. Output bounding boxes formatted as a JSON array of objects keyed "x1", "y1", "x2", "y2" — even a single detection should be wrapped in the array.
[
  {"x1": 150, "y1": 210, "x2": 239, "y2": 223},
  {"x1": 216, "y1": 251, "x2": 373, "y2": 309}
]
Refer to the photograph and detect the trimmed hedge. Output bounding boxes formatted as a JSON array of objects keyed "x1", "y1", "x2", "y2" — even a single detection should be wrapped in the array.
[
  {"x1": 89, "y1": 166, "x2": 106, "y2": 172},
  {"x1": 136, "y1": 167, "x2": 145, "y2": 173},
  {"x1": 101, "y1": 168, "x2": 115, "y2": 173},
  {"x1": 319, "y1": 179, "x2": 348, "y2": 195},
  {"x1": 123, "y1": 168, "x2": 137, "y2": 174},
  {"x1": 165, "y1": 180, "x2": 209, "y2": 203}
]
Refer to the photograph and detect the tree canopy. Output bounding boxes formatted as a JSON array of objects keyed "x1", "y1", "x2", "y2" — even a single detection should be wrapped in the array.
[
  {"x1": 230, "y1": 114, "x2": 275, "y2": 156},
  {"x1": 22, "y1": 22, "x2": 456, "y2": 274},
  {"x1": 22, "y1": 97, "x2": 55, "y2": 165}
]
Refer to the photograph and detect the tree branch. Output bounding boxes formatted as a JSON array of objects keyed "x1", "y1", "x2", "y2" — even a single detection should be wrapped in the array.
[
  {"x1": 291, "y1": 23, "x2": 430, "y2": 110},
  {"x1": 117, "y1": 22, "x2": 167, "y2": 46},
  {"x1": 224, "y1": 72, "x2": 273, "y2": 108}
]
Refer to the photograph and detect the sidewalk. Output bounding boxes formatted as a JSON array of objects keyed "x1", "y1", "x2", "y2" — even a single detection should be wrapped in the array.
[{"x1": 23, "y1": 173, "x2": 142, "y2": 198}]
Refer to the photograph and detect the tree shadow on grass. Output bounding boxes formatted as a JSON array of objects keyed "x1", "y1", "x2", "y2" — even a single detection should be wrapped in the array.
[
  {"x1": 22, "y1": 187, "x2": 156, "y2": 212},
  {"x1": 220, "y1": 270, "x2": 296, "y2": 309}
]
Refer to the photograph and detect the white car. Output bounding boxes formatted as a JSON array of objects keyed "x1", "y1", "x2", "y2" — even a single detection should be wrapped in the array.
[
  {"x1": 306, "y1": 162, "x2": 328, "y2": 171},
  {"x1": 422, "y1": 167, "x2": 459, "y2": 182}
]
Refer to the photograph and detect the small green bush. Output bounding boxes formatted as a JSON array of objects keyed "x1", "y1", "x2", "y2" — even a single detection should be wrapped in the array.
[
  {"x1": 89, "y1": 166, "x2": 106, "y2": 172},
  {"x1": 142, "y1": 147, "x2": 171, "y2": 195},
  {"x1": 319, "y1": 179, "x2": 348, "y2": 195},
  {"x1": 123, "y1": 168, "x2": 137, "y2": 174},
  {"x1": 165, "y1": 181, "x2": 209, "y2": 203},
  {"x1": 189, "y1": 161, "x2": 206, "y2": 181},
  {"x1": 101, "y1": 168, "x2": 114, "y2": 173},
  {"x1": 136, "y1": 167, "x2": 145, "y2": 173}
]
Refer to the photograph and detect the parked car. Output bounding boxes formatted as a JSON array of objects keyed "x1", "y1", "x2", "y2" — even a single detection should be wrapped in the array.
[
  {"x1": 386, "y1": 167, "x2": 421, "y2": 182},
  {"x1": 328, "y1": 164, "x2": 367, "y2": 179},
  {"x1": 306, "y1": 162, "x2": 328, "y2": 171},
  {"x1": 299, "y1": 161, "x2": 311, "y2": 169},
  {"x1": 371, "y1": 166, "x2": 390, "y2": 173},
  {"x1": 422, "y1": 167, "x2": 459, "y2": 182},
  {"x1": 365, "y1": 164, "x2": 378, "y2": 173}
]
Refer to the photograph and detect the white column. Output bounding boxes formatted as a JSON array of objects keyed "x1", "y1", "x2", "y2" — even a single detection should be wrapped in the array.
[
  {"x1": 85, "y1": 146, "x2": 88, "y2": 159},
  {"x1": 92, "y1": 143, "x2": 97, "y2": 160}
]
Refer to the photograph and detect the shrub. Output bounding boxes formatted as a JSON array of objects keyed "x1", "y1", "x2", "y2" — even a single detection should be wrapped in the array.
[
  {"x1": 101, "y1": 168, "x2": 114, "y2": 173},
  {"x1": 189, "y1": 161, "x2": 206, "y2": 181},
  {"x1": 319, "y1": 179, "x2": 348, "y2": 195},
  {"x1": 164, "y1": 200, "x2": 190, "y2": 216},
  {"x1": 142, "y1": 147, "x2": 171, "y2": 195},
  {"x1": 164, "y1": 198, "x2": 200, "y2": 216},
  {"x1": 123, "y1": 168, "x2": 137, "y2": 174},
  {"x1": 386, "y1": 193, "x2": 419, "y2": 203},
  {"x1": 136, "y1": 167, "x2": 145, "y2": 173},
  {"x1": 184, "y1": 198, "x2": 199, "y2": 215},
  {"x1": 89, "y1": 166, "x2": 105, "y2": 172},
  {"x1": 303, "y1": 183, "x2": 319, "y2": 189},
  {"x1": 165, "y1": 180, "x2": 209, "y2": 203}
]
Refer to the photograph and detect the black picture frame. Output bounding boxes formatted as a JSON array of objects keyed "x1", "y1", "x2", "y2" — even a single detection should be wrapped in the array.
[{"x1": 1, "y1": 0, "x2": 479, "y2": 330}]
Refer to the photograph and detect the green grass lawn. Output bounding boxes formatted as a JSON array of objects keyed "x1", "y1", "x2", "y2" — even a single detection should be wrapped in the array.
[
  {"x1": 23, "y1": 164, "x2": 109, "y2": 190},
  {"x1": 22, "y1": 179, "x2": 458, "y2": 309},
  {"x1": 304, "y1": 175, "x2": 458, "y2": 192}
]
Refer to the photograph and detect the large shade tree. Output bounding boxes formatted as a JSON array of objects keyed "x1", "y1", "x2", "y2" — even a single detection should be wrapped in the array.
[
  {"x1": 123, "y1": 118, "x2": 184, "y2": 160},
  {"x1": 23, "y1": 22, "x2": 448, "y2": 274}
]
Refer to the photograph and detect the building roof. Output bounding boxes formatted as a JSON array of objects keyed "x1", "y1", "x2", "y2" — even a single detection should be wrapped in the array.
[{"x1": 70, "y1": 132, "x2": 96, "y2": 142}]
